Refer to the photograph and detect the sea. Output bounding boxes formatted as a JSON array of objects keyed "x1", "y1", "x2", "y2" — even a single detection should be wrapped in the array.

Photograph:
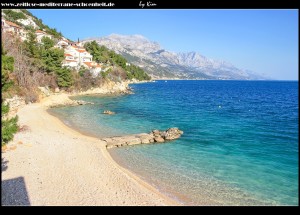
[{"x1": 48, "y1": 80, "x2": 298, "y2": 205}]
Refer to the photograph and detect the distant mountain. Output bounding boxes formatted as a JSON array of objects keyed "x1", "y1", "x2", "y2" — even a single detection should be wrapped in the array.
[{"x1": 82, "y1": 34, "x2": 268, "y2": 80}]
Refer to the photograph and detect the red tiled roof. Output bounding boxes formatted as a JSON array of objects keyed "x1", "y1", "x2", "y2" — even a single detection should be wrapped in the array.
[
  {"x1": 76, "y1": 49, "x2": 87, "y2": 53},
  {"x1": 5, "y1": 20, "x2": 21, "y2": 29},
  {"x1": 36, "y1": 30, "x2": 45, "y2": 34},
  {"x1": 83, "y1": 62, "x2": 95, "y2": 67},
  {"x1": 64, "y1": 53, "x2": 73, "y2": 56}
]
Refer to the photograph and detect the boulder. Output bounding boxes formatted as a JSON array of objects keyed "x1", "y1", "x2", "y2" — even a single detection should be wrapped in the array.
[
  {"x1": 126, "y1": 138, "x2": 142, "y2": 145},
  {"x1": 103, "y1": 128, "x2": 183, "y2": 148},
  {"x1": 38, "y1": 86, "x2": 51, "y2": 97},
  {"x1": 164, "y1": 127, "x2": 184, "y2": 140},
  {"x1": 154, "y1": 136, "x2": 165, "y2": 143},
  {"x1": 141, "y1": 138, "x2": 150, "y2": 144},
  {"x1": 103, "y1": 110, "x2": 115, "y2": 115},
  {"x1": 152, "y1": 130, "x2": 160, "y2": 136}
]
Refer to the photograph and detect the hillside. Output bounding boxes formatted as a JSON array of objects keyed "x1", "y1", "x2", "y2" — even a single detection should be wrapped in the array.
[
  {"x1": 1, "y1": 9, "x2": 150, "y2": 104},
  {"x1": 83, "y1": 34, "x2": 268, "y2": 80}
]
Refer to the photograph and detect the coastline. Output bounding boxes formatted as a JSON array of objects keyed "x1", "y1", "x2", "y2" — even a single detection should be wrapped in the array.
[{"x1": 2, "y1": 87, "x2": 180, "y2": 206}]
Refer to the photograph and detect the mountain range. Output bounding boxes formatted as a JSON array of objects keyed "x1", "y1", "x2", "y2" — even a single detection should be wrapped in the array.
[{"x1": 83, "y1": 34, "x2": 267, "y2": 80}]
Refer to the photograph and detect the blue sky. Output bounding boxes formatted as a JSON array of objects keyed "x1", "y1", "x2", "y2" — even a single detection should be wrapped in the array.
[{"x1": 29, "y1": 9, "x2": 298, "y2": 80}]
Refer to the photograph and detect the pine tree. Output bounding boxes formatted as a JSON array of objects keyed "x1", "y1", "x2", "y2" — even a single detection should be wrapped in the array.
[{"x1": 56, "y1": 67, "x2": 73, "y2": 88}]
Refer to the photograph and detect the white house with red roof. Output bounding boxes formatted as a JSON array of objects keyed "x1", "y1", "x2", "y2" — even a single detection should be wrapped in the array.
[
  {"x1": 1, "y1": 18, "x2": 27, "y2": 41},
  {"x1": 60, "y1": 42, "x2": 103, "y2": 76},
  {"x1": 35, "y1": 29, "x2": 53, "y2": 43},
  {"x1": 62, "y1": 44, "x2": 93, "y2": 68},
  {"x1": 55, "y1": 40, "x2": 68, "y2": 49}
]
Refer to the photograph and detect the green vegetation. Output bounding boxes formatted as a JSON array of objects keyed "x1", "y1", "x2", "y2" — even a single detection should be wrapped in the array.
[
  {"x1": 4, "y1": 9, "x2": 63, "y2": 39},
  {"x1": 84, "y1": 41, "x2": 151, "y2": 80},
  {"x1": 22, "y1": 31, "x2": 73, "y2": 88},
  {"x1": 3, "y1": 9, "x2": 26, "y2": 22},
  {"x1": 126, "y1": 64, "x2": 151, "y2": 81},
  {"x1": 2, "y1": 9, "x2": 151, "y2": 108},
  {"x1": 1, "y1": 45, "x2": 18, "y2": 146},
  {"x1": 41, "y1": 36, "x2": 55, "y2": 49},
  {"x1": 56, "y1": 67, "x2": 73, "y2": 88}
]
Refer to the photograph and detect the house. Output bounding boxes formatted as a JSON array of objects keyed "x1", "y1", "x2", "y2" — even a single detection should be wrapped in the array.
[
  {"x1": 62, "y1": 59, "x2": 78, "y2": 68},
  {"x1": 1, "y1": 18, "x2": 27, "y2": 41},
  {"x1": 35, "y1": 29, "x2": 52, "y2": 43},
  {"x1": 1, "y1": 18, "x2": 22, "y2": 34},
  {"x1": 83, "y1": 62, "x2": 102, "y2": 77},
  {"x1": 62, "y1": 44, "x2": 93, "y2": 69},
  {"x1": 59, "y1": 40, "x2": 103, "y2": 77},
  {"x1": 55, "y1": 39, "x2": 69, "y2": 49}
]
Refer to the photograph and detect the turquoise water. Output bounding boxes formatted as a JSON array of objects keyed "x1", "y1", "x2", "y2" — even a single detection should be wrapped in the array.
[{"x1": 49, "y1": 81, "x2": 298, "y2": 205}]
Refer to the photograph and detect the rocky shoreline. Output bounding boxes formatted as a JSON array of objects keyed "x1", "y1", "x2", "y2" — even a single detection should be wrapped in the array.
[
  {"x1": 4, "y1": 79, "x2": 185, "y2": 150},
  {"x1": 103, "y1": 128, "x2": 184, "y2": 149},
  {"x1": 4, "y1": 79, "x2": 134, "y2": 113},
  {"x1": 2, "y1": 79, "x2": 182, "y2": 206}
]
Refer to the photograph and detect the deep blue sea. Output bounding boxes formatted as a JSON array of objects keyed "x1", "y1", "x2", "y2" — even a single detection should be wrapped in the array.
[{"x1": 49, "y1": 80, "x2": 298, "y2": 205}]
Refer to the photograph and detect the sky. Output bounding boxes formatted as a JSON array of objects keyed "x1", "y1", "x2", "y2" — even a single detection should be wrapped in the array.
[{"x1": 29, "y1": 9, "x2": 298, "y2": 80}]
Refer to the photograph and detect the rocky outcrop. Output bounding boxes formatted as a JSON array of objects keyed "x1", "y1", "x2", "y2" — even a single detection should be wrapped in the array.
[
  {"x1": 49, "y1": 99, "x2": 94, "y2": 108},
  {"x1": 161, "y1": 128, "x2": 184, "y2": 140},
  {"x1": 76, "y1": 80, "x2": 133, "y2": 95},
  {"x1": 103, "y1": 110, "x2": 115, "y2": 115},
  {"x1": 103, "y1": 128, "x2": 183, "y2": 149},
  {"x1": 41, "y1": 93, "x2": 94, "y2": 108},
  {"x1": 38, "y1": 86, "x2": 51, "y2": 97},
  {"x1": 3, "y1": 96, "x2": 26, "y2": 118}
]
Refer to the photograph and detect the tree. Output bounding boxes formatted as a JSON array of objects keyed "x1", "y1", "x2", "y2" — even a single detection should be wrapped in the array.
[
  {"x1": 78, "y1": 66, "x2": 88, "y2": 77},
  {"x1": 41, "y1": 47, "x2": 64, "y2": 74},
  {"x1": 41, "y1": 37, "x2": 55, "y2": 49},
  {"x1": 23, "y1": 31, "x2": 39, "y2": 58},
  {"x1": 84, "y1": 41, "x2": 151, "y2": 81},
  {"x1": 1, "y1": 45, "x2": 18, "y2": 146},
  {"x1": 56, "y1": 67, "x2": 73, "y2": 88}
]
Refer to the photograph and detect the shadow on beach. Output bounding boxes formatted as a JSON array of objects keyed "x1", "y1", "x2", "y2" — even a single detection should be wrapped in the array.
[
  {"x1": 1, "y1": 176, "x2": 31, "y2": 206},
  {"x1": 2, "y1": 158, "x2": 8, "y2": 172}
]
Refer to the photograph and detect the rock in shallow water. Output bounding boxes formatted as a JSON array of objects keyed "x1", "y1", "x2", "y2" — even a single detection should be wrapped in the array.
[
  {"x1": 154, "y1": 136, "x2": 165, "y2": 143},
  {"x1": 103, "y1": 110, "x2": 115, "y2": 115},
  {"x1": 103, "y1": 128, "x2": 183, "y2": 149},
  {"x1": 163, "y1": 127, "x2": 184, "y2": 140}
]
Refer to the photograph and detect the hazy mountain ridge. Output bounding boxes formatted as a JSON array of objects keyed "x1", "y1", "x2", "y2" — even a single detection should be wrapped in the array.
[{"x1": 83, "y1": 34, "x2": 267, "y2": 80}]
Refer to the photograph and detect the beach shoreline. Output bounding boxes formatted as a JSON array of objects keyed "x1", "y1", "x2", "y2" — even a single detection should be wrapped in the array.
[{"x1": 2, "y1": 92, "x2": 180, "y2": 206}]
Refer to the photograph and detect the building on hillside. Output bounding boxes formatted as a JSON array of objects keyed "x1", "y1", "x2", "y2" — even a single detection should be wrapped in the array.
[
  {"x1": 63, "y1": 45, "x2": 93, "y2": 69},
  {"x1": 55, "y1": 39, "x2": 69, "y2": 49},
  {"x1": 1, "y1": 18, "x2": 27, "y2": 41},
  {"x1": 62, "y1": 59, "x2": 78, "y2": 68},
  {"x1": 2, "y1": 18, "x2": 21, "y2": 33},
  {"x1": 60, "y1": 41, "x2": 103, "y2": 76},
  {"x1": 83, "y1": 62, "x2": 102, "y2": 77},
  {"x1": 35, "y1": 29, "x2": 53, "y2": 43}
]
